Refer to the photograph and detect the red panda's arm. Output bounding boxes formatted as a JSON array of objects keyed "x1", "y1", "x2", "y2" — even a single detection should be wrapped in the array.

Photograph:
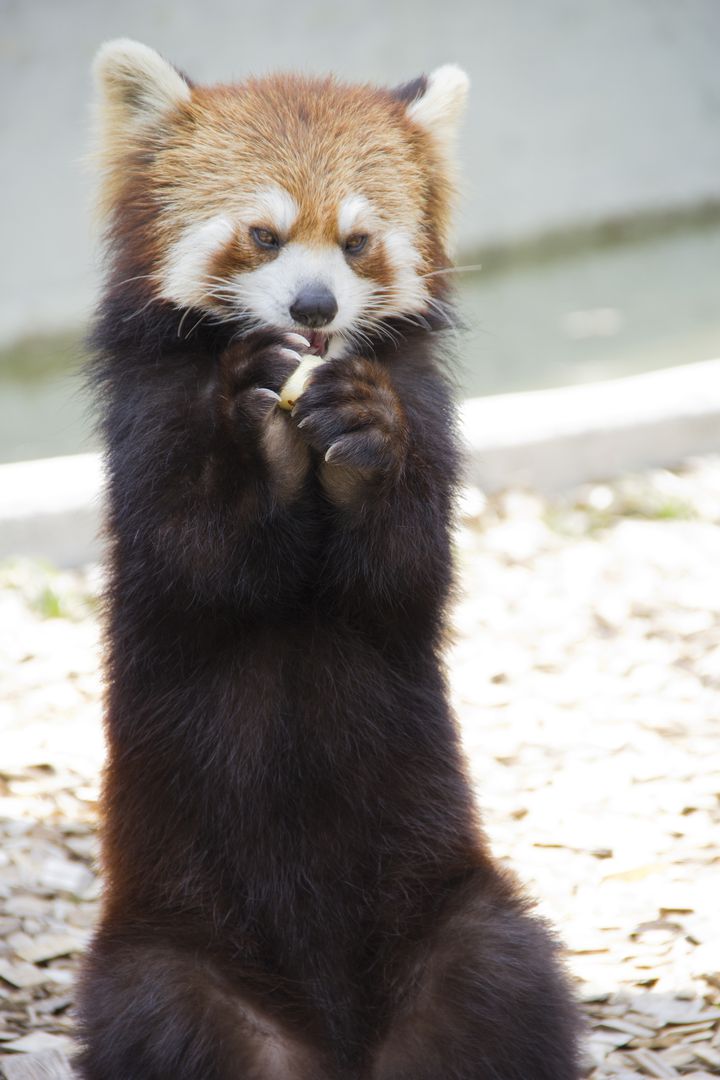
[
  {"x1": 293, "y1": 348, "x2": 459, "y2": 640},
  {"x1": 92, "y1": 316, "x2": 320, "y2": 616}
]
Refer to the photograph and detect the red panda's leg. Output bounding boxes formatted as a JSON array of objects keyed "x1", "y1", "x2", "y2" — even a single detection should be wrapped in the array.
[
  {"x1": 370, "y1": 875, "x2": 580, "y2": 1080},
  {"x1": 76, "y1": 936, "x2": 331, "y2": 1080}
]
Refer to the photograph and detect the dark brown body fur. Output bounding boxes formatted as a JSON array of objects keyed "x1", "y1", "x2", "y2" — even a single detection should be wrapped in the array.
[{"x1": 76, "y1": 285, "x2": 580, "y2": 1078}]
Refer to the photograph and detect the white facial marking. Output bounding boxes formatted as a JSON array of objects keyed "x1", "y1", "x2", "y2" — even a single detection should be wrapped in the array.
[
  {"x1": 231, "y1": 242, "x2": 373, "y2": 339},
  {"x1": 382, "y1": 227, "x2": 428, "y2": 315},
  {"x1": 160, "y1": 215, "x2": 235, "y2": 308},
  {"x1": 338, "y1": 195, "x2": 374, "y2": 236},
  {"x1": 158, "y1": 202, "x2": 429, "y2": 346},
  {"x1": 243, "y1": 185, "x2": 298, "y2": 236}
]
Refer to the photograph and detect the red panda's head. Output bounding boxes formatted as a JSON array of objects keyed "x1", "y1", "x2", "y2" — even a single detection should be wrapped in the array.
[{"x1": 93, "y1": 40, "x2": 468, "y2": 356}]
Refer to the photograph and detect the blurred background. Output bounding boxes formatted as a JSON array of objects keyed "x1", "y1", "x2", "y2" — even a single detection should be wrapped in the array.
[
  {"x1": 2, "y1": 4, "x2": 720, "y2": 1078},
  {"x1": 2, "y1": 0, "x2": 720, "y2": 463}
]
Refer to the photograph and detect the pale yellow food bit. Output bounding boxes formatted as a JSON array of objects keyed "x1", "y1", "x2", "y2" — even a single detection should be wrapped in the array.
[{"x1": 278, "y1": 356, "x2": 326, "y2": 411}]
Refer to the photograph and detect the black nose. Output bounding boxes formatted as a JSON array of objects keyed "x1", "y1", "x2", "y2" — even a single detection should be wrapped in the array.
[{"x1": 289, "y1": 285, "x2": 338, "y2": 328}]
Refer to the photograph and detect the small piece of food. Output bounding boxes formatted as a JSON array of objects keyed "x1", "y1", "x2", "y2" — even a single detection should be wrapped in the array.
[{"x1": 278, "y1": 355, "x2": 326, "y2": 411}]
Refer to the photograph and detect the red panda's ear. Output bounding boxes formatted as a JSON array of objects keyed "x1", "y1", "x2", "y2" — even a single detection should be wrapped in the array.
[
  {"x1": 93, "y1": 39, "x2": 191, "y2": 139},
  {"x1": 91, "y1": 40, "x2": 192, "y2": 219},
  {"x1": 397, "y1": 64, "x2": 469, "y2": 155}
]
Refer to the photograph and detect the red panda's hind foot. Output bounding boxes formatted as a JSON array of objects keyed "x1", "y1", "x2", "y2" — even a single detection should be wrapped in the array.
[
  {"x1": 371, "y1": 873, "x2": 581, "y2": 1080},
  {"x1": 75, "y1": 936, "x2": 334, "y2": 1080}
]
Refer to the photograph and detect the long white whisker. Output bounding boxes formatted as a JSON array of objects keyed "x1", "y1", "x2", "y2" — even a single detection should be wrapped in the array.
[
  {"x1": 120, "y1": 296, "x2": 157, "y2": 323},
  {"x1": 114, "y1": 273, "x2": 161, "y2": 289},
  {"x1": 177, "y1": 306, "x2": 194, "y2": 338},
  {"x1": 420, "y1": 263, "x2": 483, "y2": 279},
  {"x1": 184, "y1": 311, "x2": 212, "y2": 339}
]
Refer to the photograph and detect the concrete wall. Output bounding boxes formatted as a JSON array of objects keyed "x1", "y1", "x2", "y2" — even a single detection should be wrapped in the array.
[{"x1": 2, "y1": 0, "x2": 719, "y2": 343}]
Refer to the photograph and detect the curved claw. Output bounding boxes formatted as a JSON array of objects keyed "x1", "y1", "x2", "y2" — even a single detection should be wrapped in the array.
[
  {"x1": 284, "y1": 333, "x2": 311, "y2": 349},
  {"x1": 325, "y1": 434, "x2": 361, "y2": 465}
]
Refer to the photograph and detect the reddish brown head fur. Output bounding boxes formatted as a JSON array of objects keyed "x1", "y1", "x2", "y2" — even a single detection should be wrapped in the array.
[{"x1": 92, "y1": 41, "x2": 469, "y2": 350}]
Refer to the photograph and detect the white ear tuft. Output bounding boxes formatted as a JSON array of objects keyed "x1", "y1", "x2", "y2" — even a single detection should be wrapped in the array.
[
  {"x1": 93, "y1": 38, "x2": 191, "y2": 129},
  {"x1": 406, "y1": 64, "x2": 469, "y2": 149}
]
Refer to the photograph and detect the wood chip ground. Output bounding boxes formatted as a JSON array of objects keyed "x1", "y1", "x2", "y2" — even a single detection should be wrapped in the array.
[{"x1": 2, "y1": 457, "x2": 720, "y2": 1078}]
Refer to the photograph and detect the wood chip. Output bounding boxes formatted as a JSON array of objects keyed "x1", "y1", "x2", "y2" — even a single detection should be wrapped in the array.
[
  {"x1": 30, "y1": 998, "x2": 72, "y2": 1017},
  {"x1": 658, "y1": 1045, "x2": 698, "y2": 1068},
  {"x1": 13, "y1": 935, "x2": 84, "y2": 965},
  {"x1": 2, "y1": 898, "x2": 48, "y2": 919},
  {"x1": 692, "y1": 1042, "x2": 720, "y2": 1068},
  {"x1": 590, "y1": 1029, "x2": 634, "y2": 1050},
  {"x1": 627, "y1": 1047, "x2": 680, "y2": 1078},
  {"x1": 653, "y1": 1021, "x2": 716, "y2": 1039},
  {"x1": 634, "y1": 999, "x2": 714, "y2": 1026},
  {"x1": 0, "y1": 1033, "x2": 73, "y2": 1056},
  {"x1": 0, "y1": 1049, "x2": 76, "y2": 1079},
  {"x1": 600, "y1": 1017, "x2": 657, "y2": 1039},
  {"x1": 36, "y1": 859, "x2": 94, "y2": 897},
  {"x1": 0, "y1": 963, "x2": 51, "y2": 990}
]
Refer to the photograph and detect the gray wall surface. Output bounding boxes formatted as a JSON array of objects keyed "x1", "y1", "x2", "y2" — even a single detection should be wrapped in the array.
[{"x1": 2, "y1": 0, "x2": 720, "y2": 343}]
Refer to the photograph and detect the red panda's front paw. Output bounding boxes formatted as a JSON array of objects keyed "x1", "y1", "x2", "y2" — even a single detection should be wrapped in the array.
[
  {"x1": 218, "y1": 332, "x2": 309, "y2": 428},
  {"x1": 291, "y1": 358, "x2": 409, "y2": 489},
  {"x1": 216, "y1": 333, "x2": 312, "y2": 496}
]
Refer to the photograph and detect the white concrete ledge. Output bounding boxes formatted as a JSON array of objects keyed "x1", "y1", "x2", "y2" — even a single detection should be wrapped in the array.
[
  {"x1": 461, "y1": 357, "x2": 720, "y2": 492},
  {"x1": 1, "y1": 359, "x2": 719, "y2": 565},
  {"x1": 0, "y1": 453, "x2": 103, "y2": 566}
]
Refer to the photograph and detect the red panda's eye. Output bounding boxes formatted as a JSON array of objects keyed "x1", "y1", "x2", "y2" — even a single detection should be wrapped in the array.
[
  {"x1": 250, "y1": 227, "x2": 280, "y2": 250},
  {"x1": 344, "y1": 234, "x2": 368, "y2": 256}
]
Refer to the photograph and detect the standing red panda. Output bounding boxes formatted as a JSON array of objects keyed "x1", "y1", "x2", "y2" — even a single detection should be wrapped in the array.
[{"x1": 77, "y1": 40, "x2": 580, "y2": 1080}]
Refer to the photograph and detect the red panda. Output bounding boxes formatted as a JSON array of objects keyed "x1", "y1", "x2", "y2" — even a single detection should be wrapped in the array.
[{"x1": 77, "y1": 39, "x2": 579, "y2": 1080}]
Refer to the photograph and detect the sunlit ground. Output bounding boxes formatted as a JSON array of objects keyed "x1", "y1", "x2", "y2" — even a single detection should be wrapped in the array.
[{"x1": 1, "y1": 458, "x2": 720, "y2": 1078}]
